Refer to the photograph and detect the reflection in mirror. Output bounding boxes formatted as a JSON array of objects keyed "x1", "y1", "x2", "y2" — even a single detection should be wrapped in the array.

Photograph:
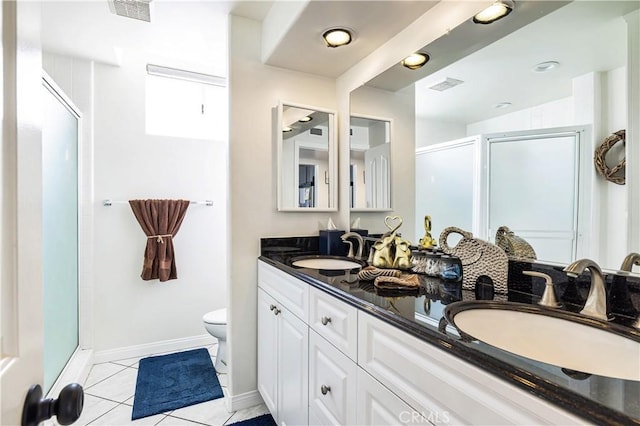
[
  {"x1": 277, "y1": 102, "x2": 337, "y2": 211},
  {"x1": 412, "y1": 1, "x2": 637, "y2": 270},
  {"x1": 361, "y1": 1, "x2": 639, "y2": 270},
  {"x1": 350, "y1": 116, "x2": 392, "y2": 210}
]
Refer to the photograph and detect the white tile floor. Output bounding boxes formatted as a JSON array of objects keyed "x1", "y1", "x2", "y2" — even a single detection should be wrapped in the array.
[{"x1": 49, "y1": 344, "x2": 270, "y2": 426}]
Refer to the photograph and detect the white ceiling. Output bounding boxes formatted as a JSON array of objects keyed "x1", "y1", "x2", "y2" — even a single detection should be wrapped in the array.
[
  {"x1": 262, "y1": 1, "x2": 440, "y2": 78},
  {"x1": 411, "y1": 1, "x2": 640, "y2": 125},
  {"x1": 40, "y1": 0, "x2": 640, "y2": 126},
  {"x1": 40, "y1": 0, "x2": 440, "y2": 79}
]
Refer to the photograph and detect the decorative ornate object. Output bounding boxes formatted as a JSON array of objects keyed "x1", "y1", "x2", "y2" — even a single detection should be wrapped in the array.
[
  {"x1": 439, "y1": 226, "x2": 508, "y2": 294},
  {"x1": 418, "y1": 215, "x2": 438, "y2": 249},
  {"x1": 371, "y1": 216, "x2": 412, "y2": 270},
  {"x1": 495, "y1": 226, "x2": 537, "y2": 260},
  {"x1": 594, "y1": 130, "x2": 625, "y2": 185}
]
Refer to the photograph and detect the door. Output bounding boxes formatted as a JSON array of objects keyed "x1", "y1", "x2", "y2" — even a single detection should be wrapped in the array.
[
  {"x1": 0, "y1": 1, "x2": 47, "y2": 424},
  {"x1": 309, "y1": 330, "x2": 357, "y2": 426},
  {"x1": 364, "y1": 143, "x2": 390, "y2": 208},
  {"x1": 277, "y1": 305, "x2": 308, "y2": 426},
  {"x1": 257, "y1": 289, "x2": 278, "y2": 418}
]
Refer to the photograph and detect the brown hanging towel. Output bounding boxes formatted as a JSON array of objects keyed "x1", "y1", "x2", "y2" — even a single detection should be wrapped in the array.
[{"x1": 128, "y1": 199, "x2": 190, "y2": 282}]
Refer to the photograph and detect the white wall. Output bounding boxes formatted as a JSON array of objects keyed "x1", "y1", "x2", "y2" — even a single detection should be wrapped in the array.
[
  {"x1": 415, "y1": 117, "x2": 466, "y2": 149},
  {"x1": 229, "y1": 15, "x2": 338, "y2": 398},
  {"x1": 43, "y1": 51, "x2": 228, "y2": 352},
  {"x1": 91, "y1": 52, "x2": 227, "y2": 351}
]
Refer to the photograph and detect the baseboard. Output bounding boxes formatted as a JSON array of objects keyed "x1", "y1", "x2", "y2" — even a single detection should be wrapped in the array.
[
  {"x1": 93, "y1": 334, "x2": 216, "y2": 364},
  {"x1": 225, "y1": 390, "x2": 264, "y2": 412},
  {"x1": 47, "y1": 348, "x2": 94, "y2": 398}
]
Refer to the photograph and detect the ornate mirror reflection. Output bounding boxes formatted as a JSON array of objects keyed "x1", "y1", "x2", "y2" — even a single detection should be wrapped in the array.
[
  {"x1": 276, "y1": 102, "x2": 337, "y2": 211},
  {"x1": 350, "y1": 115, "x2": 392, "y2": 211}
]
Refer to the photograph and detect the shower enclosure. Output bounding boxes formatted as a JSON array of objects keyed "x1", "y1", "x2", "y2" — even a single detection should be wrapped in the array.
[{"x1": 42, "y1": 75, "x2": 80, "y2": 392}]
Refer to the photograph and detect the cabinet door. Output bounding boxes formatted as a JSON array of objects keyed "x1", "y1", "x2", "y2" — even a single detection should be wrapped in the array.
[
  {"x1": 309, "y1": 330, "x2": 357, "y2": 426},
  {"x1": 257, "y1": 289, "x2": 279, "y2": 418},
  {"x1": 357, "y1": 368, "x2": 433, "y2": 425},
  {"x1": 277, "y1": 304, "x2": 309, "y2": 426}
]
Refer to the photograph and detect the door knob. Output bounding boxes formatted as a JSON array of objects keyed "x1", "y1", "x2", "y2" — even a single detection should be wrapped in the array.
[
  {"x1": 273, "y1": 308, "x2": 281, "y2": 315},
  {"x1": 22, "y1": 383, "x2": 84, "y2": 426},
  {"x1": 320, "y1": 316, "x2": 332, "y2": 325},
  {"x1": 321, "y1": 385, "x2": 331, "y2": 395},
  {"x1": 269, "y1": 304, "x2": 277, "y2": 311}
]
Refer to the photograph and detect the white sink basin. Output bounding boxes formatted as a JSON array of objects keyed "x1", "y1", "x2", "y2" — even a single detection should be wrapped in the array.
[
  {"x1": 446, "y1": 301, "x2": 640, "y2": 381},
  {"x1": 290, "y1": 256, "x2": 365, "y2": 271}
]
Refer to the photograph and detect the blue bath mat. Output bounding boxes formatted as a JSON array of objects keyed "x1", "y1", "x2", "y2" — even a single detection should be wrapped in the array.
[
  {"x1": 132, "y1": 348, "x2": 223, "y2": 420},
  {"x1": 228, "y1": 413, "x2": 276, "y2": 426}
]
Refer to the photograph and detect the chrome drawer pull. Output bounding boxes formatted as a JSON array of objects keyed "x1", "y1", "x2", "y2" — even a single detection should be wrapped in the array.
[
  {"x1": 273, "y1": 308, "x2": 281, "y2": 315},
  {"x1": 321, "y1": 385, "x2": 331, "y2": 395},
  {"x1": 321, "y1": 316, "x2": 332, "y2": 326},
  {"x1": 269, "y1": 304, "x2": 276, "y2": 311}
]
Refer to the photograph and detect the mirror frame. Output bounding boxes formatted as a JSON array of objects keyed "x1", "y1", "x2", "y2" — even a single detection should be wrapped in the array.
[
  {"x1": 276, "y1": 100, "x2": 338, "y2": 212},
  {"x1": 349, "y1": 113, "x2": 394, "y2": 212}
]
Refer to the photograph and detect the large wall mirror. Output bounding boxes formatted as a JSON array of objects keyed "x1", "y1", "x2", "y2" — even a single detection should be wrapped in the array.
[
  {"x1": 354, "y1": 0, "x2": 639, "y2": 271},
  {"x1": 276, "y1": 102, "x2": 337, "y2": 211},
  {"x1": 350, "y1": 115, "x2": 392, "y2": 211}
]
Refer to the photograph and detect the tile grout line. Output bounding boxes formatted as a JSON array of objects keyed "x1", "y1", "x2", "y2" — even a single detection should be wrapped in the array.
[{"x1": 83, "y1": 363, "x2": 131, "y2": 390}]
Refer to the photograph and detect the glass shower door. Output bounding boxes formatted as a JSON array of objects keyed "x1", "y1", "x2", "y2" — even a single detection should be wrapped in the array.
[{"x1": 42, "y1": 77, "x2": 79, "y2": 392}]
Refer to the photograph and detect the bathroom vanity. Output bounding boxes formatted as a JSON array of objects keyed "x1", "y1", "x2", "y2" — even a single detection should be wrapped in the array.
[{"x1": 257, "y1": 241, "x2": 640, "y2": 426}]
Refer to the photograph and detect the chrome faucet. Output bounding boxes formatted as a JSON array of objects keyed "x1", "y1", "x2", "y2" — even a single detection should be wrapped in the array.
[
  {"x1": 620, "y1": 252, "x2": 640, "y2": 272},
  {"x1": 563, "y1": 258, "x2": 610, "y2": 321},
  {"x1": 341, "y1": 232, "x2": 364, "y2": 259}
]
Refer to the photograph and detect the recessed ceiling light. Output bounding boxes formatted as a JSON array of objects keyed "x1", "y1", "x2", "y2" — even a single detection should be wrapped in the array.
[
  {"x1": 322, "y1": 28, "x2": 353, "y2": 48},
  {"x1": 473, "y1": 1, "x2": 514, "y2": 25},
  {"x1": 282, "y1": 126, "x2": 293, "y2": 132},
  {"x1": 298, "y1": 116, "x2": 312, "y2": 123},
  {"x1": 494, "y1": 102, "x2": 512, "y2": 109},
  {"x1": 402, "y1": 53, "x2": 430, "y2": 70},
  {"x1": 533, "y1": 61, "x2": 560, "y2": 72}
]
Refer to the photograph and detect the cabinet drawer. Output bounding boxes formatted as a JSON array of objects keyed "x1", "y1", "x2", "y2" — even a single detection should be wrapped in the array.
[
  {"x1": 258, "y1": 261, "x2": 308, "y2": 322},
  {"x1": 309, "y1": 330, "x2": 357, "y2": 426},
  {"x1": 357, "y1": 311, "x2": 583, "y2": 425},
  {"x1": 309, "y1": 285, "x2": 358, "y2": 360}
]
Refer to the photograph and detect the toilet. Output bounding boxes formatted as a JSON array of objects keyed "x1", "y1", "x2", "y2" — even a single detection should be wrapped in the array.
[{"x1": 203, "y1": 308, "x2": 227, "y2": 373}]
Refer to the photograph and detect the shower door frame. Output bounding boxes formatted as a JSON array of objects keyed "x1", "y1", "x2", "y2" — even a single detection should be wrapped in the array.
[{"x1": 42, "y1": 71, "x2": 93, "y2": 397}]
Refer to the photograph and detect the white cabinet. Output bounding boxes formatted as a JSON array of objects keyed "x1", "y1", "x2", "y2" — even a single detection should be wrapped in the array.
[
  {"x1": 258, "y1": 260, "x2": 584, "y2": 426},
  {"x1": 257, "y1": 289, "x2": 278, "y2": 416},
  {"x1": 308, "y1": 329, "x2": 357, "y2": 425},
  {"x1": 357, "y1": 368, "x2": 432, "y2": 425},
  {"x1": 358, "y1": 311, "x2": 584, "y2": 425},
  {"x1": 257, "y1": 288, "x2": 308, "y2": 426}
]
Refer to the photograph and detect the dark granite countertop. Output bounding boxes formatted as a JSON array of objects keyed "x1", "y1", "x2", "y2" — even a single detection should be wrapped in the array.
[{"x1": 259, "y1": 237, "x2": 640, "y2": 426}]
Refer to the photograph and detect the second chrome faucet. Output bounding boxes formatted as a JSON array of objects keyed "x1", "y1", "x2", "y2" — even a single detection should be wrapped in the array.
[{"x1": 563, "y1": 258, "x2": 610, "y2": 321}]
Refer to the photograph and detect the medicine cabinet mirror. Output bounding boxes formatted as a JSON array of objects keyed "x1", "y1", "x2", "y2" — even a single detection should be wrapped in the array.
[
  {"x1": 276, "y1": 101, "x2": 337, "y2": 211},
  {"x1": 350, "y1": 115, "x2": 392, "y2": 211}
]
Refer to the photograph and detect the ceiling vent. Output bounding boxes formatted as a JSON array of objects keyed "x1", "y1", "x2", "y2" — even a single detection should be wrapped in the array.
[
  {"x1": 108, "y1": 0, "x2": 152, "y2": 22},
  {"x1": 428, "y1": 77, "x2": 464, "y2": 92}
]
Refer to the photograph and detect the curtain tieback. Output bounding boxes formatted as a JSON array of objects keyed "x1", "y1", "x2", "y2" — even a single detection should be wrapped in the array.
[{"x1": 148, "y1": 234, "x2": 173, "y2": 243}]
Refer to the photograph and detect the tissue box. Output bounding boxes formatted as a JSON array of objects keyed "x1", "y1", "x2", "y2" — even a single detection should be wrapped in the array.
[{"x1": 319, "y1": 230, "x2": 347, "y2": 256}]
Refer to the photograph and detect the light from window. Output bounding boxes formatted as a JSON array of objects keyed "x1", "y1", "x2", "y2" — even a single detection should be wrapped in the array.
[{"x1": 145, "y1": 74, "x2": 227, "y2": 141}]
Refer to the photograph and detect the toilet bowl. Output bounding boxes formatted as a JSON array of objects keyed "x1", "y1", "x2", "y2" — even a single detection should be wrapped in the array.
[{"x1": 203, "y1": 308, "x2": 227, "y2": 373}]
